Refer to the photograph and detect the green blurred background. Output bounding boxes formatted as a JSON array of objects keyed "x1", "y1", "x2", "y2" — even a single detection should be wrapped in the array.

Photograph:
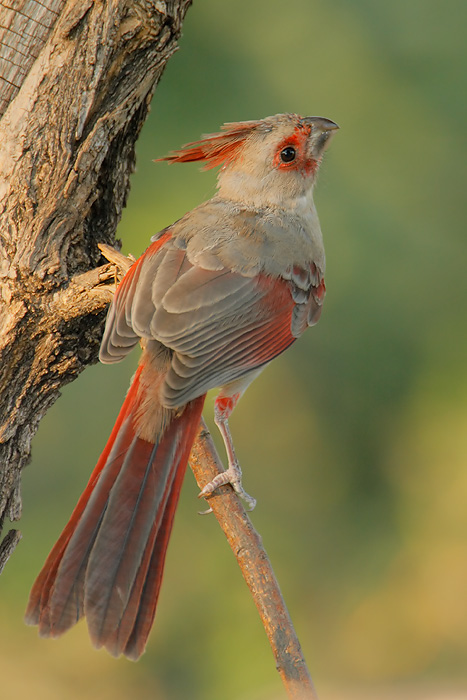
[{"x1": 2, "y1": 1, "x2": 466, "y2": 698}]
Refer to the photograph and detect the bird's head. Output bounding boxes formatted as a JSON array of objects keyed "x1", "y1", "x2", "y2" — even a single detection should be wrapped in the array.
[{"x1": 158, "y1": 113, "x2": 338, "y2": 209}]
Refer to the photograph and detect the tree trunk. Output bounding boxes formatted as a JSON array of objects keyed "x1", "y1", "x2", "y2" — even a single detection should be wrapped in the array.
[{"x1": 0, "y1": 0, "x2": 192, "y2": 572}]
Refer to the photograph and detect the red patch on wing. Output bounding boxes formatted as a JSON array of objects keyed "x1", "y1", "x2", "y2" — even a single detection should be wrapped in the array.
[
  {"x1": 155, "y1": 120, "x2": 263, "y2": 170},
  {"x1": 315, "y1": 278, "x2": 326, "y2": 302},
  {"x1": 245, "y1": 275, "x2": 297, "y2": 365},
  {"x1": 113, "y1": 231, "x2": 172, "y2": 307}
]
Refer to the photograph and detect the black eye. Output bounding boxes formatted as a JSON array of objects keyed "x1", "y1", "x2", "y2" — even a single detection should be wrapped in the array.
[{"x1": 280, "y1": 146, "x2": 296, "y2": 163}]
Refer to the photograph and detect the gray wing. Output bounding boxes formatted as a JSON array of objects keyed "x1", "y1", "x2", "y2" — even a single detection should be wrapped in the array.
[{"x1": 100, "y1": 236, "x2": 323, "y2": 409}]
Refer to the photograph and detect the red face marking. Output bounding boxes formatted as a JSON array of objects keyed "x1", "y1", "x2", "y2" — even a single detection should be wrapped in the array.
[{"x1": 273, "y1": 124, "x2": 317, "y2": 177}]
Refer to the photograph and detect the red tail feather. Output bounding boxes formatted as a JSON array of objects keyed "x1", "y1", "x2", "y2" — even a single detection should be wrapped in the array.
[{"x1": 25, "y1": 366, "x2": 205, "y2": 659}]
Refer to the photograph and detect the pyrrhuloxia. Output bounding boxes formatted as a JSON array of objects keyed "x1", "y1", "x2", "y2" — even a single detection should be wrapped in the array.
[{"x1": 25, "y1": 113, "x2": 338, "y2": 659}]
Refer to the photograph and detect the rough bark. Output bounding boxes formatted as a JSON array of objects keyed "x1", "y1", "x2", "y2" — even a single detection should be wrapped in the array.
[{"x1": 0, "y1": 0, "x2": 192, "y2": 568}]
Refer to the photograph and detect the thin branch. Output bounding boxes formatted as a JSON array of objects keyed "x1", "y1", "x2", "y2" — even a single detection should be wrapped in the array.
[{"x1": 190, "y1": 419, "x2": 319, "y2": 700}]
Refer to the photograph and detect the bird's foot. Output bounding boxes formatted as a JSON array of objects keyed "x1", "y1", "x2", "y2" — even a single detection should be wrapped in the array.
[{"x1": 198, "y1": 462, "x2": 256, "y2": 511}]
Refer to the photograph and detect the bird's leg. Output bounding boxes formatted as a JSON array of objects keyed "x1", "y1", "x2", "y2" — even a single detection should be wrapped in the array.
[{"x1": 198, "y1": 393, "x2": 256, "y2": 511}]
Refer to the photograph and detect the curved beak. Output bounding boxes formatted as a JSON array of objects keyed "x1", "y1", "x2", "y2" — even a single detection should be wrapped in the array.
[
  {"x1": 301, "y1": 116, "x2": 339, "y2": 132},
  {"x1": 301, "y1": 116, "x2": 339, "y2": 157}
]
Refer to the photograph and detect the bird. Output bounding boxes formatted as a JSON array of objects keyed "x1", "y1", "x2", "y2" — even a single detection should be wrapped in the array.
[{"x1": 25, "y1": 112, "x2": 338, "y2": 660}]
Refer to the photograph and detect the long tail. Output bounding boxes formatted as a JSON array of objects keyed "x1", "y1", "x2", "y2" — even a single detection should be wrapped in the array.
[{"x1": 25, "y1": 365, "x2": 205, "y2": 660}]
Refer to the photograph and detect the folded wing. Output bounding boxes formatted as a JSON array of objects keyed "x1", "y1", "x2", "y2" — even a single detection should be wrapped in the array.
[{"x1": 100, "y1": 233, "x2": 324, "y2": 409}]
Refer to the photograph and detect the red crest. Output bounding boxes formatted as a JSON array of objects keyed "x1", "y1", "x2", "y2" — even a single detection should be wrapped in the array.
[{"x1": 156, "y1": 119, "x2": 264, "y2": 170}]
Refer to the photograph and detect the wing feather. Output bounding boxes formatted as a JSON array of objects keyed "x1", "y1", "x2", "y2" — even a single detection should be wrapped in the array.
[{"x1": 101, "y1": 233, "x2": 324, "y2": 406}]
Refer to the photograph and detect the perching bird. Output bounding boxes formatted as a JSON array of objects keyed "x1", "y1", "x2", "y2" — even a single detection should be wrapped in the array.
[{"x1": 25, "y1": 113, "x2": 338, "y2": 660}]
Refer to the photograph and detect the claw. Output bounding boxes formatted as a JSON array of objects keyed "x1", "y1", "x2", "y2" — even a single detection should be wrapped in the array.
[
  {"x1": 198, "y1": 507, "x2": 213, "y2": 515},
  {"x1": 198, "y1": 465, "x2": 257, "y2": 511}
]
